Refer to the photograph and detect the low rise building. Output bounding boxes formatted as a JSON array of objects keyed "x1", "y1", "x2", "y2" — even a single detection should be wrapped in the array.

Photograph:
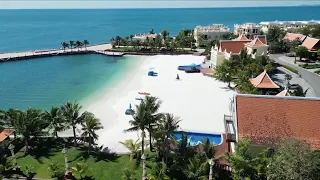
[
  {"x1": 260, "y1": 20, "x2": 320, "y2": 33},
  {"x1": 283, "y1": 32, "x2": 307, "y2": 42},
  {"x1": 133, "y1": 33, "x2": 161, "y2": 42},
  {"x1": 234, "y1": 23, "x2": 262, "y2": 38},
  {"x1": 210, "y1": 35, "x2": 268, "y2": 68},
  {"x1": 224, "y1": 94, "x2": 320, "y2": 153},
  {"x1": 194, "y1": 24, "x2": 230, "y2": 46}
]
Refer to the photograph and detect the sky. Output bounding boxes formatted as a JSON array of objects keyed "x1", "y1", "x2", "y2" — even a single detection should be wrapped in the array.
[{"x1": 0, "y1": 0, "x2": 320, "y2": 9}]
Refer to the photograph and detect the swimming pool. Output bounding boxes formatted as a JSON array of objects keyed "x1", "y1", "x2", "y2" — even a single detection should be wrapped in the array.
[{"x1": 172, "y1": 131, "x2": 222, "y2": 146}]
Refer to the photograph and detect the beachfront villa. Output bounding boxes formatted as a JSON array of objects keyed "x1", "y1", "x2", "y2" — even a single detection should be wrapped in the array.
[
  {"x1": 233, "y1": 23, "x2": 262, "y2": 38},
  {"x1": 133, "y1": 33, "x2": 162, "y2": 42},
  {"x1": 224, "y1": 94, "x2": 320, "y2": 153},
  {"x1": 209, "y1": 35, "x2": 268, "y2": 68},
  {"x1": 260, "y1": 20, "x2": 320, "y2": 33},
  {"x1": 194, "y1": 24, "x2": 230, "y2": 46}
]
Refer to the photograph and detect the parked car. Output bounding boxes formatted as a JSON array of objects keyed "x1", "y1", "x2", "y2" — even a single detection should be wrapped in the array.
[{"x1": 289, "y1": 84, "x2": 300, "y2": 90}]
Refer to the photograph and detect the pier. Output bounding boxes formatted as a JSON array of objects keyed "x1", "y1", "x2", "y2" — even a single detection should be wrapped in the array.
[{"x1": 0, "y1": 43, "x2": 122, "y2": 62}]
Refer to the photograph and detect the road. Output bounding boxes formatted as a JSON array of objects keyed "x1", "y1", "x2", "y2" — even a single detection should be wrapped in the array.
[{"x1": 270, "y1": 54, "x2": 320, "y2": 97}]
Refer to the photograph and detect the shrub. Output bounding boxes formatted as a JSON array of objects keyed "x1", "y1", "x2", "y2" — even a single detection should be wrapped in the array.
[{"x1": 282, "y1": 64, "x2": 298, "y2": 74}]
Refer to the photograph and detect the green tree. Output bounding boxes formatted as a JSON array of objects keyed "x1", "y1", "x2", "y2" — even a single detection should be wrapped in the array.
[
  {"x1": 81, "y1": 112, "x2": 104, "y2": 154},
  {"x1": 119, "y1": 139, "x2": 143, "y2": 161},
  {"x1": 225, "y1": 137, "x2": 267, "y2": 180},
  {"x1": 75, "y1": 40, "x2": 82, "y2": 51},
  {"x1": 47, "y1": 161, "x2": 64, "y2": 179},
  {"x1": 267, "y1": 138, "x2": 320, "y2": 180},
  {"x1": 295, "y1": 46, "x2": 309, "y2": 60},
  {"x1": 291, "y1": 86, "x2": 309, "y2": 97},
  {"x1": 115, "y1": 36, "x2": 122, "y2": 47},
  {"x1": 130, "y1": 34, "x2": 134, "y2": 41},
  {"x1": 69, "y1": 40, "x2": 75, "y2": 51},
  {"x1": 44, "y1": 107, "x2": 65, "y2": 138},
  {"x1": 266, "y1": 26, "x2": 285, "y2": 43},
  {"x1": 215, "y1": 60, "x2": 234, "y2": 88},
  {"x1": 155, "y1": 35, "x2": 162, "y2": 50},
  {"x1": 147, "y1": 162, "x2": 170, "y2": 180},
  {"x1": 149, "y1": 29, "x2": 155, "y2": 34},
  {"x1": 299, "y1": 27, "x2": 311, "y2": 36},
  {"x1": 23, "y1": 165, "x2": 34, "y2": 180},
  {"x1": 60, "y1": 102, "x2": 83, "y2": 147},
  {"x1": 61, "y1": 42, "x2": 69, "y2": 52},
  {"x1": 161, "y1": 29, "x2": 169, "y2": 40},
  {"x1": 183, "y1": 156, "x2": 208, "y2": 180},
  {"x1": 122, "y1": 168, "x2": 137, "y2": 180},
  {"x1": 83, "y1": 40, "x2": 89, "y2": 50},
  {"x1": 201, "y1": 138, "x2": 218, "y2": 180},
  {"x1": 0, "y1": 109, "x2": 20, "y2": 138},
  {"x1": 72, "y1": 162, "x2": 88, "y2": 180},
  {"x1": 15, "y1": 108, "x2": 49, "y2": 154},
  {"x1": 311, "y1": 25, "x2": 320, "y2": 38},
  {"x1": 317, "y1": 49, "x2": 320, "y2": 61}
]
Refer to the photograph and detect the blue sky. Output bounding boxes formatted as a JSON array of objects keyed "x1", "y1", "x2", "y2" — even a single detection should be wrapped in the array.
[{"x1": 0, "y1": 1, "x2": 320, "y2": 9}]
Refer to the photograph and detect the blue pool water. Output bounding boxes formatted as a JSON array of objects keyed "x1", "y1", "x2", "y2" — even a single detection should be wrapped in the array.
[{"x1": 173, "y1": 131, "x2": 222, "y2": 146}]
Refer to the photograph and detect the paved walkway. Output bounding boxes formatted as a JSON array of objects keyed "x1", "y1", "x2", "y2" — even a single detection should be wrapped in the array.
[{"x1": 270, "y1": 54, "x2": 320, "y2": 97}]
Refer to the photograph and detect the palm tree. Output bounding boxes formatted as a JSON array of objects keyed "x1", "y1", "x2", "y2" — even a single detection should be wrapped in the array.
[
  {"x1": 201, "y1": 138, "x2": 218, "y2": 180},
  {"x1": 119, "y1": 139, "x2": 143, "y2": 161},
  {"x1": 0, "y1": 109, "x2": 20, "y2": 138},
  {"x1": 15, "y1": 108, "x2": 49, "y2": 154},
  {"x1": 115, "y1": 36, "x2": 122, "y2": 47},
  {"x1": 75, "y1": 41, "x2": 82, "y2": 51},
  {"x1": 124, "y1": 101, "x2": 149, "y2": 179},
  {"x1": 215, "y1": 61, "x2": 234, "y2": 88},
  {"x1": 60, "y1": 102, "x2": 83, "y2": 147},
  {"x1": 291, "y1": 86, "x2": 309, "y2": 97},
  {"x1": 81, "y1": 112, "x2": 103, "y2": 154},
  {"x1": 130, "y1": 34, "x2": 134, "y2": 41},
  {"x1": 147, "y1": 162, "x2": 170, "y2": 180},
  {"x1": 43, "y1": 107, "x2": 65, "y2": 138},
  {"x1": 69, "y1": 41, "x2": 75, "y2": 51},
  {"x1": 149, "y1": 29, "x2": 155, "y2": 34},
  {"x1": 83, "y1": 40, "x2": 89, "y2": 50},
  {"x1": 161, "y1": 29, "x2": 169, "y2": 40},
  {"x1": 61, "y1": 42, "x2": 69, "y2": 52},
  {"x1": 122, "y1": 168, "x2": 137, "y2": 180},
  {"x1": 142, "y1": 96, "x2": 162, "y2": 152},
  {"x1": 183, "y1": 157, "x2": 208, "y2": 180},
  {"x1": 72, "y1": 162, "x2": 88, "y2": 180}
]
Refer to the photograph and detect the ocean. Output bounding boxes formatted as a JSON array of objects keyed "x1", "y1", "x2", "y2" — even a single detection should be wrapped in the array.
[{"x1": 0, "y1": 6, "x2": 320, "y2": 110}]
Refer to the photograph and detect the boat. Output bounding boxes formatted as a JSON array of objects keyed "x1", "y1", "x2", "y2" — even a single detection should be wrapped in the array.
[{"x1": 138, "y1": 92, "x2": 150, "y2": 95}]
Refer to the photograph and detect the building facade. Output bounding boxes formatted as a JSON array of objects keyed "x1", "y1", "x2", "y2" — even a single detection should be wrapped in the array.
[
  {"x1": 234, "y1": 23, "x2": 262, "y2": 38},
  {"x1": 194, "y1": 24, "x2": 230, "y2": 46},
  {"x1": 260, "y1": 20, "x2": 320, "y2": 33},
  {"x1": 210, "y1": 35, "x2": 268, "y2": 69}
]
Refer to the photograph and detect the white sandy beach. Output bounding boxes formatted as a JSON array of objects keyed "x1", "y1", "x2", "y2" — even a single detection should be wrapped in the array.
[{"x1": 84, "y1": 55, "x2": 234, "y2": 153}]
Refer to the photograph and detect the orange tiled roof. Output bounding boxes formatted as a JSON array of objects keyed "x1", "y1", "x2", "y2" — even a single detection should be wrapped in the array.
[
  {"x1": 249, "y1": 70, "x2": 279, "y2": 89},
  {"x1": 234, "y1": 34, "x2": 249, "y2": 41},
  {"x1": 235, "y1": 94, "x2": 320, "y2": 150},
  {"x1": 0, "y1": 126, "x2": 14, "y2": 142},
  {"x1": 276, "y1": 89, "x2": 290, "y2": 96},
  {"x1": 301, "y1": 37, "x2": 320, "y2": 51},
  {"x1": 245, "y1": 38, "x2": 268, "y2": 47},
  {"x1": 283, "y1": 33, "x2": 307, "y2": 42},
  {"x1": 219, "y1": 40, "x2": 251, "y2": 54},
  {"x1": 253, "y1": 35, "x2": 267, "y2": 44}
]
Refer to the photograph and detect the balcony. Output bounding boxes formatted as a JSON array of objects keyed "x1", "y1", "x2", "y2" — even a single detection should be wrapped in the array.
[{"x1": 224, "y1": 115, "x2": 236, "y2": 142}]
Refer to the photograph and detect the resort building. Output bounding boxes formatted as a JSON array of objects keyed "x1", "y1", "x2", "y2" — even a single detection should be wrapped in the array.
[
  {"x1": 283, "y1": 33, "x2": 307, "y2": 42},
  {"x1": 224, "y1": 94, "x2": 320, "y2": 153},
  {"x1": 233, "y1": 23, "x2": 262, "y2": 39},
  {"x1": 133, "y1": 33, "x2": 161, "y2": 42},
  {"x1": 210, "y1": 35, "x2": 268, "y2": 68},
  {"x1": 301, "y1": 37, "x2": 320, "y2": 60},
  {"x1": 194, "y1": 24, "x2": 230, "y2": 46},
  {"x1": 260, "y1": 20, "x2": 320, "y2": 33}
]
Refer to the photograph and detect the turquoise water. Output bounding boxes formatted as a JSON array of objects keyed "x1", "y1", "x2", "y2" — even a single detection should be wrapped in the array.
[
  {"x1": 173, "y1": 131, "x2": 222, "y2": 146},
  {"x1": 1, "y1": 7, "x2": 320, "y2": 52},
  {"x1": 0, "y1": 54, "x2": 134, "y2": 110},
  {"x1": 0, "y1": 7, "x2": 320, "y2": 110}
]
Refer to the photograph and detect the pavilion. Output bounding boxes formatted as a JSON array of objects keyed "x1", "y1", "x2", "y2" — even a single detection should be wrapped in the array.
[{"x1": 249, "y1": 70, "x2": 280, "y2": 95}]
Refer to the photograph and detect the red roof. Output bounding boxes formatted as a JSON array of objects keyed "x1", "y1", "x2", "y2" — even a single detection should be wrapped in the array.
[
  {"x1": 283, "y1": 33, "x2": 307, "y2": 42},
  {"x1": 245, "y1": 38, "x2": 268, "y2": 47},
  {"x1": 219, "y1": 40, "x2": 251, "y2": 54},
  {"x1": 276, "y1": 89, "x2": 290, "y2": 96},
  {"x1": 301, "y1": 37, "x2": 320, "y2": 51},
  {"x1": 253, "y1": 35, "x2": 267, "y2": 44},
  {"x1": 249, "y1": 70, "x2": 279, "y2": 89},
  {"x1": 235, "y1": 94, "x2": 320, "y2": 150},
  {"x1": 234, "y1": 34, "x2": 249, "y2": 41},
  {"x1": 0, "y1": 126, "x2": 14, "y2": 142}
]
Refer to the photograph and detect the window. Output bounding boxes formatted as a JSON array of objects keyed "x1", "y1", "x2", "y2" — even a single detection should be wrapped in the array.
[{"x1": 253, "y1": 49, "x2": 257, "y2": 54}]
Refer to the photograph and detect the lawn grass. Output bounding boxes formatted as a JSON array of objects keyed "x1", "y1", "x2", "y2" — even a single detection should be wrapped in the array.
[
  {"x1": 5, "y1": 138, "x2": 150, "y2": 179},
  {"x1": 281, "y1": 64, "x2": 299, "y2": 74},
  {"x1": 14, "y1": 147, "x2": 143, "y2": 179},
  {"x1": 298, "y1": 63, "x2": 320, "y2": 69}
]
